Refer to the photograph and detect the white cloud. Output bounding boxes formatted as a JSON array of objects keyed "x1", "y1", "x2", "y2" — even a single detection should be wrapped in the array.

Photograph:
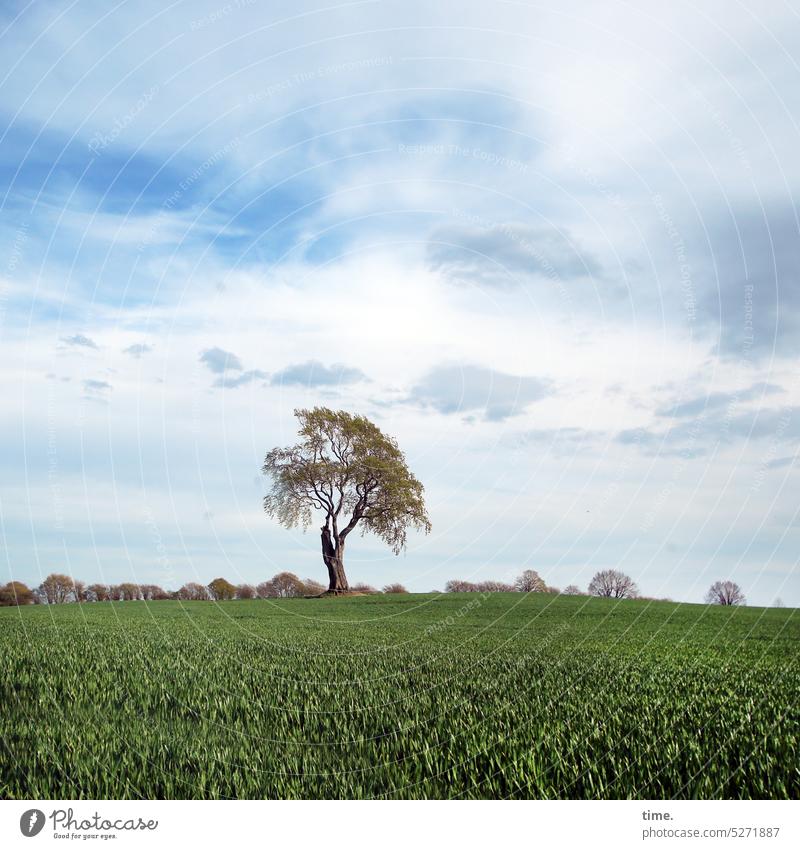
[
  {"x1": 199, "y1": 347, "x2": 243, "y2": 373},
  {"x1": 1, "y1": 0, "x2": 799, "y2": 604}
]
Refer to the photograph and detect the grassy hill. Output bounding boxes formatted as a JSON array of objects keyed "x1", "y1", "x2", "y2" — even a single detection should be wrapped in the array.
[{"x1": 1, "y1": 593, "x2": 797, "y2": 798}]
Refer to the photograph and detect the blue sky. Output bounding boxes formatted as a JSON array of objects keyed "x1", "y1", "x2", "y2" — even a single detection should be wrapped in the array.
[{"x1": 1, "y1": 0, "x2": 798, "y2": 605}]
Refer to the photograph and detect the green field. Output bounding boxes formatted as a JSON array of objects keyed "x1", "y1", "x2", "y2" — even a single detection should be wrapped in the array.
[{"x1": 1, "y1": 593, "x2": 797, "y2": 799}]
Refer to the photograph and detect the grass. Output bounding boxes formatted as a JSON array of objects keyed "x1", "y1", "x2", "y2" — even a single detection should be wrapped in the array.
[{"x1": 0, "y1": 593, "x2": 797, "y2": 799}]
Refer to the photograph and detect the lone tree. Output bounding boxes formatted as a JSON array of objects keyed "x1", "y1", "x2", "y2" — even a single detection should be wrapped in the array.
[
  {"x1": 588, "y1": 569, "x2": 639, "y2": 599},
  {"x1": 263, "y1": 408, "x2": 431, "y2": 594},
  {"x1": 705, "y1": 580, "x2": 745, "y2": 606}
]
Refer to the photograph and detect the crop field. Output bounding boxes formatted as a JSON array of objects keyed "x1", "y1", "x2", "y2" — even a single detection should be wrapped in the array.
[{"x1": 1, "y1": 593, "x2": 797, "y2": 799}]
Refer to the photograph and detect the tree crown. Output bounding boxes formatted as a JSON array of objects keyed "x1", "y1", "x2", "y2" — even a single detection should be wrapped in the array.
[{"x1": 263, "y1": 408, "x2": 431, "y2": 553}]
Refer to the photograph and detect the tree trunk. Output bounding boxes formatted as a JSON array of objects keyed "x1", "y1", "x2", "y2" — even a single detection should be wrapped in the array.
[{"x1": 321, "y1": 527, "x2": 349, "y2": 593}]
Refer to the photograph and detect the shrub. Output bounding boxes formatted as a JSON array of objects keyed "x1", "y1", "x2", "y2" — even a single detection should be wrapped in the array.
[
  {"x1": 207, "y1": 577, "x2": 237, "y2": 601},
  {"x1": 0, "y1": 581, "x2": 34, "y2": 606},
  {"x1": 302, "y1": 578, "x2": 326, "y2": 596},
  {"x1": 445, "y1": 580, "x2": 479, "y2": 593},
  {"x1": 351, "y1": 583, "x2": 380, "y2": 594}
]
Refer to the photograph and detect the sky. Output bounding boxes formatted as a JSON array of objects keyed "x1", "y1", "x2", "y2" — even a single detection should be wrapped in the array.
[{"x1": 0, "y1": 0, "x2": 798, "y2": 605}]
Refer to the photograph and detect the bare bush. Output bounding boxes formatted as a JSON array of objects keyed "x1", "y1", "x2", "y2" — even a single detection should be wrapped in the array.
[
  {"x1": 118, "y1": 582, "x2": 141, "y2": 601},
  {"x1": 477, "y1": 580, "x2": 515, "y2": 592},
  {"x1": 445, "y1": 580, "x2": 479, "y2": 593},
  {"x1": 177, "y1": 582, "x2": 210, "y2": 601},
  {"x1": 87, "y1": 584, "x2": 110, "y2": 601},
  {"x1": 302, "y1": 578, "x2": 326, "y2": 596}
]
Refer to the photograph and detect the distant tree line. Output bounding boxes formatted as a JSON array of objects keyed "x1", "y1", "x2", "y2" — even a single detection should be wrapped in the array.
[
  {"x1": 445, "y1": 569, "x2": 561, "y2": 595},
  {"x1": 0, "y1": 569, "x2": 750, "y2": 607},
  {"x1": 443, "y1": 569, "x2": 748, "y2": 606},
  {"x1": 0, "y1": 573, "x2": 410, "y2": 604}
]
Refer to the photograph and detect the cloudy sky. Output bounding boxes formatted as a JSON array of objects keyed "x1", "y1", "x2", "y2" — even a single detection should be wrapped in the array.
[{"x1": 1, "y1": 0, "x2": 798, "y2": 605}]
